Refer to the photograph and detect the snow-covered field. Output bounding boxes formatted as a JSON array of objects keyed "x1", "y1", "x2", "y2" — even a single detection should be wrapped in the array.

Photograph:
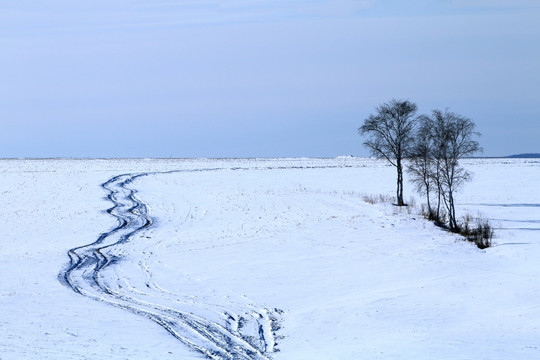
[{"x1": 0, "y1": 158, "x2": 539, "y2": 359}]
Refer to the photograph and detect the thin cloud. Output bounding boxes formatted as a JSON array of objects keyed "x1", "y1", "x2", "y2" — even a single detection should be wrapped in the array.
[
  {"x1": 450, "y1": 0, "x2": 540, "y2": 10},
  {"x1": 0, "y1": 0, "x2": 376, "y2": 35}
]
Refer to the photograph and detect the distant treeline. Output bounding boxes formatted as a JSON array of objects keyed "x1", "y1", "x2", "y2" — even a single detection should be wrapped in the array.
[{"x1": 507, "y1": 153, "x2": 540, "y2": 158}]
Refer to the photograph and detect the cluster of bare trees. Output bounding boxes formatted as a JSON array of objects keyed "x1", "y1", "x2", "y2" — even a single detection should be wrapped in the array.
[{"x1": 359, "y1": 99, "x2": 481, "y2": 233}]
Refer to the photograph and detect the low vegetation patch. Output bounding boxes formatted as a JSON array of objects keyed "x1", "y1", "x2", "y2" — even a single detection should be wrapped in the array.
[
  {"x1": 458, "y1": 214, "x2": 494, "y2": 249},
  {"x1": 362, "y1": 194, "x2": 394, "y2": 205},
  {"x1": 420, "y1": 207, "x2": 494, "y2": 249},
  {"x1": 420, "y1": 205, "x2": 447, "y2": 226},
  {"x1": 364, "y1": 195, "x2": 495, "y2": 249}
]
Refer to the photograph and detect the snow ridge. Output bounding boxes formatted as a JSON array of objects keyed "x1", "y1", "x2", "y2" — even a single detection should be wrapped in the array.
[{"x1": 59, "y1": 171, "x2": 281, "y2": 359}]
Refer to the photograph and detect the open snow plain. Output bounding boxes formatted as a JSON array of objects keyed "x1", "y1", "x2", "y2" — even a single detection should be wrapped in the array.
[{"x1": 1, "y1": 157, "x2": 539, "y2": 359}]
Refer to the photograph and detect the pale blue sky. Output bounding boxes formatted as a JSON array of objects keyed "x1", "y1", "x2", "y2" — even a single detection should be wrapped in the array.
[{"x1": 1, "y1": 1, "x2": 539, "y2": 158}]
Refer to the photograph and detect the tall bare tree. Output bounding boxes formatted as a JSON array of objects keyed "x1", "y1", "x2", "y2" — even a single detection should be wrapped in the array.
[
  {"x1": 359, "y1": 99, "x2": 418, "y2": 206},
  {"x1": 434, "y1": 109, "x2": 481, "y2": 230},
  {"x1": 407, "y1": 115, "x2": 436, "y2": 216},
  {"x1": 409, "y1": 109, "x2": 481, "y2": 231}
]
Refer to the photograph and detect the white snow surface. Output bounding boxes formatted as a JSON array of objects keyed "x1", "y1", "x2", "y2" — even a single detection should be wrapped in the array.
[{"x1": 0, "y1": 158, "x2": 539, "y2": 359}]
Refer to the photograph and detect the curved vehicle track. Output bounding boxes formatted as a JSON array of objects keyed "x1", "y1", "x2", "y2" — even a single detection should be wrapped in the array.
[
  {"x1": 60, "y1": 171, "x2": 281, "y2": 360},
  {"x1": 60, "y1": 164, "x2": 351, "y2": 358}
]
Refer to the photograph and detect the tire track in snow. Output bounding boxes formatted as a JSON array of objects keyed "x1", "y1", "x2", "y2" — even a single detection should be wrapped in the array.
[
  {"x1": 60, "y1": 171, "x2": 281, "y2": 360},
  {"x1": 60, "y1": 164, "x2": 352, "y2": 358}
]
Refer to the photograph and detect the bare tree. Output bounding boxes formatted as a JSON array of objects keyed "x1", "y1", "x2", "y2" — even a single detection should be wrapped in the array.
[
  {"x1": 408, "y1": 113, "x2": 447, "y2": 222},
  {"x1": 427, "y1": 109, "x2": 481, "y2": 231},
  {"x1": 359, "y1": 99, "x2": 417, "y2": 206},
  {"x1": 407, "y1": 115, "x2": 436, "y2": 217}
]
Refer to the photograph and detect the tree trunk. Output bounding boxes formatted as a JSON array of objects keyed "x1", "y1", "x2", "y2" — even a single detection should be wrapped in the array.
[
  {"x1": 448, "y1": 191, "x2": 458, "y2": 231},
  {"x1": 423, "y1": 165, "x2": 431, "y2": 213},
  {"x1": 444, "y1": 187, "x2": 459, "y2": 231},
  {"x1": 396, "y1": 159, "x2": 404, "y2": 206},
  {"x1": 435, "y1": 159, "x2": 442, "y2": 220},
  {"x1": 425, "y1": 183, "x2": 431, "y2": 214},
  {"x1": 436, "y1": 182, "x2": 442, "y2": 220}
]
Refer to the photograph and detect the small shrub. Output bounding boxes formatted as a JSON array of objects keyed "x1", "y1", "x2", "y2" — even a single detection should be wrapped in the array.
[
  {"x1": 421, "y1": 205, "x2": 446, "y2": 225},
  {"x1": 435, "y1": 211, "x2": 447, "y2": 226},
  {"x1": 362, "y1": 194, "x2": 394, "y2": 205},
  {"x1": 362, "y1": 194, "x2": 378, "y2": 205},
  {"x1": 458, "y1": 215, "x2": 494, "y2": 249},
  {"x1": 421, "y1": 205, "x2": 434, "y2": 219}
]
